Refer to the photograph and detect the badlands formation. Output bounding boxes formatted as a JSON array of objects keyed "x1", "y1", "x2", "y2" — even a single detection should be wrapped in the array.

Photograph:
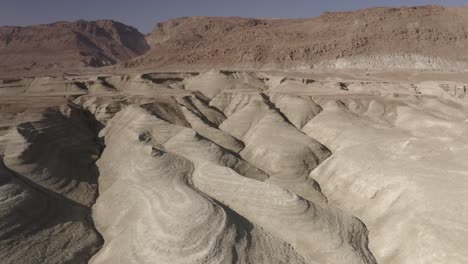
[
  {"x1": 0, "y1": 70, "x2": 467, "y2": 264},
  {"x1": 0, "y1": 4, "x2": 468, "y2": 264}
]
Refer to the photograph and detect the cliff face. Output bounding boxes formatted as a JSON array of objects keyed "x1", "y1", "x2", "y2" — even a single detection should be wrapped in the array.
[
  {"x1": 134, "y1": 5, "x2": 468, "y2": 71},
  {"x1": 0, "y1": 20, "x2": 149, "y2": 75},
  {"x1": 3, "y1": 5, "x2": 468, "y2": 77}
]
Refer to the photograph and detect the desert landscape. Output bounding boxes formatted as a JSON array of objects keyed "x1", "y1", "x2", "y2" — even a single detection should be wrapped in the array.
[{"x1": 0, "y1": 4, "x2": 468, "y2": 264}]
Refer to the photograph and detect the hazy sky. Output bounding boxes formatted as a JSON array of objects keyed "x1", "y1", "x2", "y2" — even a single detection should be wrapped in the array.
[{"x1": 1, "y1": 0, "x2": 466, "y2": 33}]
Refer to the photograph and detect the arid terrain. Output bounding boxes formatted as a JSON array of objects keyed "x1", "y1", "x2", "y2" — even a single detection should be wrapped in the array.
[
  {"x1": 1, "y1": 4, "x2": 468, "y2": 264},
  {"x1": 0, "y1": 20, "x2": 148, "y2": 77},
  {"x1": 3, "y1": 5, "x2": 468, "y2": 77}
]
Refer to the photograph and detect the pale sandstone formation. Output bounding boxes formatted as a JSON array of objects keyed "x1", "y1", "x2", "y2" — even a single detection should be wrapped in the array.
[
  {"x1": 0, "y1": 98, "x2": 102, "y2": 264},
  {"x1": 90, "y1": 106, "x2": 307, "y2": 264},
  {"x1": 0, "y1": 69, "x2": 467, "y2": 264}
]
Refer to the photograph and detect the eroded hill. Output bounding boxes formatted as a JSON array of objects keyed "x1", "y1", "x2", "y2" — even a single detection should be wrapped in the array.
[{"x1": 1, "y1": 70, "x2": 468, "y2": 264}]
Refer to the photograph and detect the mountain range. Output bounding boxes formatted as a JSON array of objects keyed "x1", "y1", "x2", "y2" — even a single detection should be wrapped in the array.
[{"x1": 2, "y1": 5, "x2": 468, "y2": 77}]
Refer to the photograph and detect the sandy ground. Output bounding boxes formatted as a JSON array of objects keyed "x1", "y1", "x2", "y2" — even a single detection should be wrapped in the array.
[{"x1": 0, "y1": 70, "x2": 467, "y2": 264}]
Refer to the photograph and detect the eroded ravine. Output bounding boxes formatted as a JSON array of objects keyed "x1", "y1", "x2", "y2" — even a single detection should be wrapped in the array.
[
  {"x1": 1, "y1": 70, "x2": 468, "y2": 264},
  {"x1": 82, "y1": 72, "x2": 377, "y2": 264},
  {"x1": 0, "y1": 101, "x2": 104, "y2": 264}
]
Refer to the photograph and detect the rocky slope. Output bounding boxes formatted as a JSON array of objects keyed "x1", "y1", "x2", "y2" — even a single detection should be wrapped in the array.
[
  {"x1": 130, "y1": 5, "x2": 468, "y2": 71},
  {"x1": 0, "y1": 97, "x2": 103, "y2": 263},
  {"x1": 3, "y1": 5, "x2": 468, "y2": 76},
  {"x1": 0, "y1": 20, "x2": 149, "y2": 76}
]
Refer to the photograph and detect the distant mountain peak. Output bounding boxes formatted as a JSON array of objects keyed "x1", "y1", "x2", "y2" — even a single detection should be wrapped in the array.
[{"x1": 0, "y1": 19, "x2": 149, "y2": 75}]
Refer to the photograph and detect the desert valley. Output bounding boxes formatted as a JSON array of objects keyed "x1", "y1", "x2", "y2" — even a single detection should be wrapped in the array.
[{"x1": 0, "y1": 5, "x2": 467, "y2": 264}]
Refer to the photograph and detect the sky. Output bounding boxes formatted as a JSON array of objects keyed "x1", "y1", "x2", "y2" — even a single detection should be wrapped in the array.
[{"x1": 0, "y1": 0, "x2": 466, "y2": 33}]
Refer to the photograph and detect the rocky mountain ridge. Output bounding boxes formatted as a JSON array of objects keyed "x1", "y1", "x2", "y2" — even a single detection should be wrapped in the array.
[
  {"x1": 2, "y1": 5, "x2": 468, "y2": 77},
  {"x1": 0, "y1": 19, "x2": 149, "y2": 75},
  {"x1": 135, "y1": 5, "x2": 468, "y2": 71}
]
